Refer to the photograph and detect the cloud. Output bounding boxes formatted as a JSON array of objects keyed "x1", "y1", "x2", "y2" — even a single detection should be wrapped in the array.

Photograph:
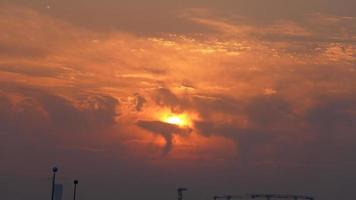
[
  {"x1": 194, "y1": 120, "x2": 271, "y2": 163},
  {"x1": 0, "y1": 4, "x2": 355, "y2": 166},
  {"x1": 190, "y1": 95, "x2": 241, "y2": 118},
  {"x1": 137, "y1": 120, "x2": 192, "y2": 154},
  {"x1": 153, "y1": 88, "x2": 184, "y2": 112},
  {"x1": 306, "y1": 95, "x2": 356, "y2": 136},
  {"x1": 149, "y1": 88, "x2": 293, "y2": 160},
  {"x1": 0, "y1": 84, "x2": 119, "y2": 135},
  {"x1": 182, "y1": 8, "x2": 356, "y2": 45},
  {"x1": 0, "y1": 93, "x2": 48, "y2": 135},
  {"x1": 245, "y1": 95, "x2": 293, "y2": 127},
  {"x1": 0, "y1": 42, "x2": 47, "y2": 58},
  {"x1": 152, "y1": 87, "x2": 242, "y2": 118},
  {"x1": 148, "y1": 85, "x2": 356, "y2": 166},
  {"x1": 0, "y1": 3, "x2": 355, "y2": 200},
  {"x1": 133, "y1": 93, "x2": 147, "y2": 112},
  {"x1": 41, "y1": 93, "x2": 119, "y2": 132},
  {"x1": 0, "y1": 63, "x2": 69, "y2": 78}
]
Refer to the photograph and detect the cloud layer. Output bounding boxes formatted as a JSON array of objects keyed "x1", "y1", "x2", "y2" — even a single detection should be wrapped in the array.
[{"x1": 0, "y1": 3, "x2": 355, "y2": 200}]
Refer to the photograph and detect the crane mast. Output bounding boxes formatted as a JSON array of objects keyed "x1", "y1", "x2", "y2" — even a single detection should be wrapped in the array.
[{"x1": 177, "y1": 187, "x2": 188, "y2": 200}]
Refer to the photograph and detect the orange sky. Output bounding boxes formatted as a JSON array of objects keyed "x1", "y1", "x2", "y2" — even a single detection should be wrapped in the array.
[{"x1": 0, "y1": 1, "x2": 355, "y2": 200}]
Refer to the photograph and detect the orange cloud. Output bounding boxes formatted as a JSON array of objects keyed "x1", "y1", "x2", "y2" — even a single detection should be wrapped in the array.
[{"x1": 0, "y1": 5, "x2": 355, "y2": 163}]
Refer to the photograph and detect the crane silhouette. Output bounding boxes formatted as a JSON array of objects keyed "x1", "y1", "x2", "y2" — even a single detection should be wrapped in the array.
[
  {"x1": 249, "y1": 194, "x2": 314, "y2": 200},
  {"x1": 178, "y1": 187, "x2": 188, "y2": 200},
  {"x1": 213, "y1": 194, "x2": 314, "y2": 200},
  {"x1": 214, "y1": 195, "x2": 247, "y2": 200}
]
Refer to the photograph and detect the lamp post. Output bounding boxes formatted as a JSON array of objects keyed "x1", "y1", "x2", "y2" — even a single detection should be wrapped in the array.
[
  {"x1": 51, "y1": 167, "x2": 58, "y2": 200},
  {"x1": 73, "y1": 180, "x2": 79, "y2": 200}
]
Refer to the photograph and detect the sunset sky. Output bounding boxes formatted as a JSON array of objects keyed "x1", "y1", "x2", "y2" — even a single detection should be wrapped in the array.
[{"x1": 0, "y1": 1, "x2": 355, "y2": 200}]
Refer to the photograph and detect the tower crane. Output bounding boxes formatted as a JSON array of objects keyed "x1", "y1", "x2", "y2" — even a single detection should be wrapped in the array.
[
  {"x1": 249, "y1": 194, "x2": 314, "y2": 200},
  {"x1": 178, "y1": 187, "x2": 188, "y2": 200},
  {"x1": 214, "y1": 195, "x2": 248, "y2": 200}
]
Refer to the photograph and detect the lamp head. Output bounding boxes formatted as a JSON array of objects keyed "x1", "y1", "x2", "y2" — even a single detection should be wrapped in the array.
[{"x1": 52, "y1": 167, "x2": 58, "y2": 173}]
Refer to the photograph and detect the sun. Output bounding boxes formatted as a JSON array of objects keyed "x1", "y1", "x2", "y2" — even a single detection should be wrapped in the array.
[
  {"x1": 165, "y1": 116, "x2": 186, "y2": 126},
  {"x1": 161, "y1": 112, "x2": 191, "y2": 127}
]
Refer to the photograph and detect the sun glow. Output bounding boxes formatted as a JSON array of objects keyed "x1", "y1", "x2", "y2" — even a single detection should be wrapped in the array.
[
  {"x1": 165, "y1": 116, "x2": 185, "y2": 126},
  {"x1": 161, "y1": 112, "x2": 191, "y2": 127}
]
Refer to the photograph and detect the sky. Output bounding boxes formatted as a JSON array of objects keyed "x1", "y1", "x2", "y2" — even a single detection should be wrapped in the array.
[{"x1": 0, "y1": 0, "x2": 355, "y2": 200}]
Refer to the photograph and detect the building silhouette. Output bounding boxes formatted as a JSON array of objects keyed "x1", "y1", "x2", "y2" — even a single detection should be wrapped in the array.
[{"x1": 54, "y1": 184, "x2": 63, "y2": 200}]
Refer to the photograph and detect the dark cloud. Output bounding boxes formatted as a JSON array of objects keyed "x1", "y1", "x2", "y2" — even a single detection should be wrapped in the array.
[
  {"x1": 264, "y1": 95, "x2": 356, "y2": 168},
  {"x1": 137, "y1": 120, "x2": 192, "y2": 154},
  {"x1": 150, "y1": 87, "x2": 356, "y2": 164},
  {"x1": 153, "y1": 87, "x2": 241, "y2": 118},
  {"x1": 0, "y1": 85, "x2": 119, "y2": 135},
  {"x1": 154, "y1": 88, "x2": 184, "y2": 113},
  {"x1": 0, "y1": 95, "x2": 48, "y2": 135},
  {"x1": 150, "y1": 89, "x2": 294, "y2": 161},
  {"x1": 195, "y1": 120, "x2": 271, "y2": 162},
  {"x1": 133, "y1": 93, "x2": 146, "y2": 112},
  {"x1": 306, "y1": 95, "x2": 356, "y2": 137},
  {"x1": 191, "y1": 95, "x2": 241, "y2": 118},
  {"x1": 75, "y1": 94, "x2": 119, "y2": 129},
  {"x1": 152, "y1": 88, "x2": 294, "y2": 127},
  {"x1": 245, "y1": 95, "x2": 293, "y2": 127}
]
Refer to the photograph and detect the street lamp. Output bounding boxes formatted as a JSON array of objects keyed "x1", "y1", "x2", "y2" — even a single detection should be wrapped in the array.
[
  {"x1": 73, "y1": 180, "x2": 79, "y2": 200},
  {"x1": 51, "y1": 167, "x2": 58, "y2": 200}
]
